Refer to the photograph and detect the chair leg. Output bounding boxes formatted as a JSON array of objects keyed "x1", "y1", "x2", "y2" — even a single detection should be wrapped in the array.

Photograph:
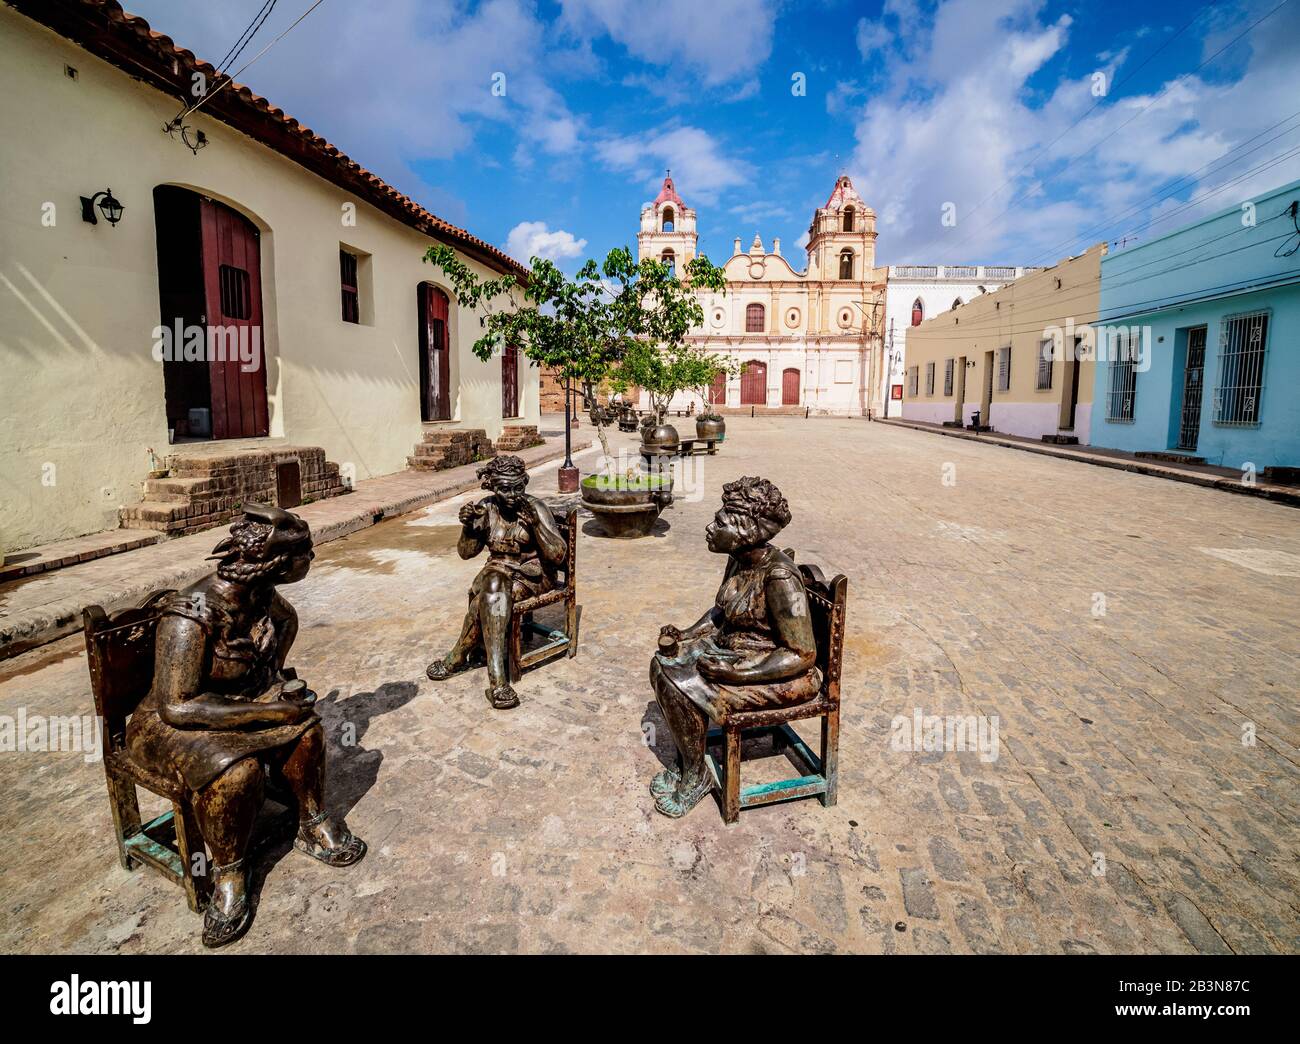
[
  {"x1": 508, "y1": 615, "x2": 523, "y2": 683},
  {"x1": 820, "y1": 708, "x2": 840, "y2": 808},
  {"x1": 105, "y1": 769, "x2": 142, "y2": 870},
  {"x1": 174, "y1": 798, "x2": 209, "y2": 914},
  {"x1": 723, "y1": 727, "x2": 742, "y2": 824},
  {"x1": 565, "y1": 589, "x2": 578, "y2": 658}
]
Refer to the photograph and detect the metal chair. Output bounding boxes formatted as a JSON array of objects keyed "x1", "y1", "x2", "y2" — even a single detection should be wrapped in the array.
[
  {"x1": 508, "y1": 506, "x2": 578, "y2": 680},
  {"x1": 704, "y1": 560, "x2": 846, "y2": 824}
]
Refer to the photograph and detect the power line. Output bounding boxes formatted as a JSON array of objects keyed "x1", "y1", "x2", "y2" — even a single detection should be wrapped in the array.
[{"x1": 214, "y1": 1, "x2": 279, "y2": 78}]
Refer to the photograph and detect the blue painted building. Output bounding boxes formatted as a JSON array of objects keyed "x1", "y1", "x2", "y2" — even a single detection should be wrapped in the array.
[{"x1": 1091, "y1": 178, "x2": 1300, "y2": 471}]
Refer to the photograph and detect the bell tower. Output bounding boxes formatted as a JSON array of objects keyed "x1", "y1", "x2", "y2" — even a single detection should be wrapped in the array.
[
  {"x1": 806, "y1": 174, "x2": 876, "y2": 280},
  {"x1": 638, "y1": 171, "x2": 697, "y2": 272}
]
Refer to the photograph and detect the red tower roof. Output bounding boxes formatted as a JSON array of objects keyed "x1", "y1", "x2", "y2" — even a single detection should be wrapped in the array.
[
  {"x1": 824, "y1": 174, "x2": 865, "y2": 210},
  {"x1": 654, "y1": 172, "x2": 685, "y2": 209}
]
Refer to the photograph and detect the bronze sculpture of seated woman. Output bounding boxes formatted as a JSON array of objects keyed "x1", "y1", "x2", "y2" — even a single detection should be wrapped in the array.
[
  {"x1": 650, "y1": 477, "x2": 820, "y2": 817},
  {"x1": 426, "y1": 455, "x2": 568, "y2": 710},
  {"x1": 127, "y1": 503, "x2": 366, "y2": 947}
]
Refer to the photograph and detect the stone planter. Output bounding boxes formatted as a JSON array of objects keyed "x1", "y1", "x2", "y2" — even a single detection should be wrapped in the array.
[
  {"x1": 695, "y1": 415, "x2": 726, "y2": 442},
  {"x1": 581, "y1": 476, "x2": 673, "y2": 538}
]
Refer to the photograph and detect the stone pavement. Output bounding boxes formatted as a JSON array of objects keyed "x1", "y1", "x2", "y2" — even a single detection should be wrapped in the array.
[
  {"x1": 0, "y1": 417, "x2": 1296, "y2": 954},
  {"x1": 0, "y1": 431, "x2": 590, "y2": 659}
]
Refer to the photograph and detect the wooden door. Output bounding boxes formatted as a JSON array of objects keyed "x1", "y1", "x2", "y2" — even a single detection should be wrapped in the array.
[
  {"x1": 708, "y1": 371, "x2": 726, "y2": 405},
  {"x1": 199, "y1": 197, "x2": 268, "y2": 438},
  {"x1": 419, "y1": 284, "x2": 451, "y2": 421},
  {"x1": 502, "y1": 341, "x2": 519, "y2": 418},
  {"x1": 781, "y1": 368, "x2": 800, "y2": 405},
  {"x1": 740, "y1": 360, "x2": 767, "y2": 405}
]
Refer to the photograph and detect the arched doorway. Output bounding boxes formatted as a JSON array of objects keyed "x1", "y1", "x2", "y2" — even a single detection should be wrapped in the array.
[
  {"x1": 782, "y1": 367, "x2": 800, "y2": 405},
  {"x1": 154, "y1": 185, "x2": 269, "y2": 440},
  {"x1": 418, "y1": 284, "x2": 451, "y2": 421},
  {"x1": 740, "y1": 360, "x2": 767, "y2": 405},
  {"x1": 708, "y1": 371, "x2": 726, "y2": 406}
]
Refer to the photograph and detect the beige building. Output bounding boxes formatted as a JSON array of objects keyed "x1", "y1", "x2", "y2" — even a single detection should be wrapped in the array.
[
  {"x1": 901, "y1": 244, "x2": 1105, "y2": 444},
  {"x1": 1, "y1": 1, "x2": 536, "y2": 553},
  {"x1": 640, "y1": 175, "x2": 888, "y2": 415}
]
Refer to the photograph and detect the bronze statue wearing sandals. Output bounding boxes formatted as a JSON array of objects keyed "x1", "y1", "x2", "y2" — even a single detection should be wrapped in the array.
[
  {"x1": 126, "y1": 504, "x2": 365, "y2": 947},
  {"x1": 426, "y1": 455, "x2": 568, "y2": 709}
]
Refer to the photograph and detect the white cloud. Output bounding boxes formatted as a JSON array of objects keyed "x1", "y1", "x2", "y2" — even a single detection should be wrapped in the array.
[
  {"x1": 595, "y1": 125, "x2": 752, "y2": 204},
  {"x1": 559, "y1": 0, "x2": 776, "y2": 85},
  {"x1": 845, "y1": 0, "x2": 1300, "y2": 264},
  {"x1": 505, "y1": 221, "x2": 588, "y2": 263}
]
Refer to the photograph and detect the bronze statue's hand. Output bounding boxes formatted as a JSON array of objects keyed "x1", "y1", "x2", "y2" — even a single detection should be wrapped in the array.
[
  {"x1": 697, "y1": 654, "x2": 740, "y2": 683},
  {"x1": 659, "y1": 625, "x2": 683, "y2": 642},
  {"x1": 459, "y1": 502, "x2": 484, "y2": 528},
  {"x1": 274, "y1": 698, "x2": 315, "y2": 725}
]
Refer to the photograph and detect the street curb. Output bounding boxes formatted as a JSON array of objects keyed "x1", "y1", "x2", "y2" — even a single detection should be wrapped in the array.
[
  {"x1": 877, "y1": 418, "x2": 1300, "y2": 508},
  {"x1": 0, "y1": 437, "x2": 593, "y2": 662}
]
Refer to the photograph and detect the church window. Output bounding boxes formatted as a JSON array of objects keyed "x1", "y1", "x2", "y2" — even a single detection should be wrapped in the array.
[
  {"x1": 839, "y1": 249, "x2": 854, "y2": 280},
  {"x1": 746, "y1": 303, "x2": 765, "y2": 333},
  {"x1": 911, "y1": 298, "x2": 924, "y2": 326},
  {"x1": 843, "y1": 207, "x2": 855, "y2": 232},
  {"x1": 662, "y1": 206, "x2": 675, "y2": 232}
]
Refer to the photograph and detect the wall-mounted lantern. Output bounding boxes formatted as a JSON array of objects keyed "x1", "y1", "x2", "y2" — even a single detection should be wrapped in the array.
[{"x1": 80, "y1": 188, "x2": 124, "y2": 226}]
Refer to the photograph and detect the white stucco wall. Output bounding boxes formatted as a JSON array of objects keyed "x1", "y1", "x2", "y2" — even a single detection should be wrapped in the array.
[{"x1": 0, "y1": 11, "x2": 535, "y2": 552}]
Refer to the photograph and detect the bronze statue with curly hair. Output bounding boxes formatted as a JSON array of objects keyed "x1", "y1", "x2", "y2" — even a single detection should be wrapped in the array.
[
  {"x1": 426, "y1": 455, "x2": 568, "y2": 709},
  {"x1": 126, "y1": 503, "x2": 365, "y2": 947},
  {"x1": 650, "y1": 477, "x2": 820, "y2": 817}
]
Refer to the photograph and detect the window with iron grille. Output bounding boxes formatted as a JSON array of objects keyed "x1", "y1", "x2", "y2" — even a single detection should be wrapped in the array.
[
  {"x1": 906, "y1": 366, "x2": 918, "y2": 397},
  {"x1": 218, "y1": 264, "x2": 250, "y2": 320},
  {"x1": 943, "y1": 358, "x2": 954, "y2": 396},
  {"x1": 745, "y1": 303, "x2": 765, "y2": 333},
  {"x1": 1036, "y1": 339, "x2": 1053, "y2": 390},
  {"x1": 1213, "y1": 310, "x2": 1269, "y2": 427},
  {"x1": 340, "y1": 249, "x2": 359, "y2": 324},
  {"x1": 924, "y1": 361, "x2": 935, "y2": 395},
  {"x1": 1106, "y1": 331, "x2": 1137, "y2": 422},
  {"x1": 997, "y1": 346, "x2": 1011, "y2": 392}
]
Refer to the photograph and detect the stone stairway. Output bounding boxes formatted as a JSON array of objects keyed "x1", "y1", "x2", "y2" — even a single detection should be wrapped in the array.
[
  {"x1": 715, "y1": 404, "x2": 807, "y2": 417},
  {"x1": 494, "y1": 424, "x2": 544, "y2": 452},
  {"x1": 120, "y1": 445, "x2": 347, "y2": 536},
  {"x1": 407, "y1": 428, "x2": 496, "y2": 471}
]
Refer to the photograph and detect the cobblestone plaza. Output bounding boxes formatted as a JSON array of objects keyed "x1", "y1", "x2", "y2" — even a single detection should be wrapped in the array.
[{"x1": 1, "y1": 418, "x2": 1296, "y2": 954}]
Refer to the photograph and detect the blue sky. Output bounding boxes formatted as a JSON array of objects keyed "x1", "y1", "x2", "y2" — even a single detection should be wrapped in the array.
[{"x1": 125, "y1": 0, "x2": 1300, "y2": 272}]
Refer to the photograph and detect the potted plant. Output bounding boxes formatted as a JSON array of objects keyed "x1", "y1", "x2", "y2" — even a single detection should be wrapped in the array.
[
  {"x1": 615, "y1": 333, "x2": 731, "y2": 456},
  {"x1": 579, "y1": 465, "x2": 674, "y2": 538},
  {"x1": 692, "y1": 356, "x2": 737, "y2": 442}
]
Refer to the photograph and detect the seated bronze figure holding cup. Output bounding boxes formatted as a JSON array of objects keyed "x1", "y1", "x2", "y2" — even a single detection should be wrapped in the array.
[
  {"x1": 126, "y1": 504, "x2": 366, "y2": 948},
  {"x1": 650, "y1": 477, "x2": 820, "y2": 817},
  {"x1": 426, "y1": 455, "x2": 568, "y2": 709}
]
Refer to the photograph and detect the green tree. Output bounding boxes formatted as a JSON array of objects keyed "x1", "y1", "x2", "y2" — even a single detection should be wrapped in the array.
[{"x1": 422, "y1": 244, "x2": 726, "y2": 459}]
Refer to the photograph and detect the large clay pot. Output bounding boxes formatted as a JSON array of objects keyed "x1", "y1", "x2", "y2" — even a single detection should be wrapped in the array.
[
  {"x1": 581, "y1": 478, "x2": 673, "y2": 538},
  {"x1": 642, "y1": 418, "x2": 680, "y2": 453},
  {"x1": 695, "y1": 415, "x2": 725, "y2": 442}
]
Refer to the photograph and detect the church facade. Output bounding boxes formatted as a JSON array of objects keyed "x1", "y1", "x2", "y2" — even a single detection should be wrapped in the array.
[{"x1": 642, "y1": 175, "x2": 889, "y2": 416}]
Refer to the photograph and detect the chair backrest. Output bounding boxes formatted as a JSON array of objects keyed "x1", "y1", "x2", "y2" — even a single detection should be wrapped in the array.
[
  {"x1": 562, "y1": 506, "x2": 578, "y2": 592},
  {"x1": 797, "y1": 564, "x2": 847, "y2": 707},
  {"x1": 82, "y1": 590, "x2": 175, "y2": 756}
]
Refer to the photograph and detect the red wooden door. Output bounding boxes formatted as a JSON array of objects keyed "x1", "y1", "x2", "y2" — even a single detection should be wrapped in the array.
[
  {"x1": 708, "y1": 371, "x2": 726, "y2": 405},
  {"x1": 502, "y1": 341, "x2": 519, "y2": 417},
  {"x1": 782, "y1": 368, "x2": 800, "y2": 405},
  {"x1": 740, "y1": 360, "x2": 767, "y2": 405},
  {"x1": 419, "y1": 284, "x2": 451, "y2": 421},
  {"x1": 199, "y1": 198, "x2": 268, "y2": 438}
]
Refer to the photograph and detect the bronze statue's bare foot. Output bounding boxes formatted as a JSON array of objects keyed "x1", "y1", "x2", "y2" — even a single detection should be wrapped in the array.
[
  {"x1": 293, "y1": 811, "x2": 367, "y2": 867},
  {"x1": 426, "y1": 658, "x2": 459, "y2": 681},
  {"x1": 485, "y1": 684, "x2": 520, "y2": 710},
  {"x1": 653, "y1": 773, "x2": 711, "y2": 818},
  {"x1": 202, "y1": 859, "x2": 253, "y2": 948},
  {"x1": 649, "y1": 767, "x2": 680, "y2": 799}
]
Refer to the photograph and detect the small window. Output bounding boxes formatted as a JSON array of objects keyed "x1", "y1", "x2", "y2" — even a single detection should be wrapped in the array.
[
  {"x1": 911, "y1": 298, "x2": 924, "y2": 326},
  {"x1": 1214, "y1": 310, "x2": 1268, "y2": 426},
  {"x1": 839, "y1": 249, "x2": 854, "y2": 280},
  {"x1": 745, "y1": 302, "x2": 765, "y2": 333},
  {"x1": 340, "y1": 249, "x2": 359, "y2": 324},
  {"x1": 925, "y1": 362, "x2": 935, "y2": 396},
  {"x1": 661, "y1": 249, "x2": 675, "y2": 276},
  {"x1": 218, "y1": 264, "x2": 250, "y2": 320},
  {"x1": 943, "y1": 358, "x2": 954, "y2": 396},
  {"x1": 662, "y1": 206, "x2": 675, "y2": 232},
  {"x1": 997, "y1": 346, "x2": 1011, "y2": 392},
  {"x1": 906, "y1": 366, "x2": 919, "y2": 397},
  {"x1": 1037, "y1": 339, "x2": 1053, "y2": 390},
  {"x1": 1106, "y1": 332, "x2": 1138, "y2": 423},
  {"x1": 843, "y1": 207, "x2": 855, "y2": 232}
]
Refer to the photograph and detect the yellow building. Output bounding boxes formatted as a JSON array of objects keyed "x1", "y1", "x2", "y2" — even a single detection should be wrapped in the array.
[
  {"x1": 901, "y1": 244, "x2": 1105, "y2": 443},
  {"x1": 1, "y1": 1, "x2": 535, "y2": 552}
]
